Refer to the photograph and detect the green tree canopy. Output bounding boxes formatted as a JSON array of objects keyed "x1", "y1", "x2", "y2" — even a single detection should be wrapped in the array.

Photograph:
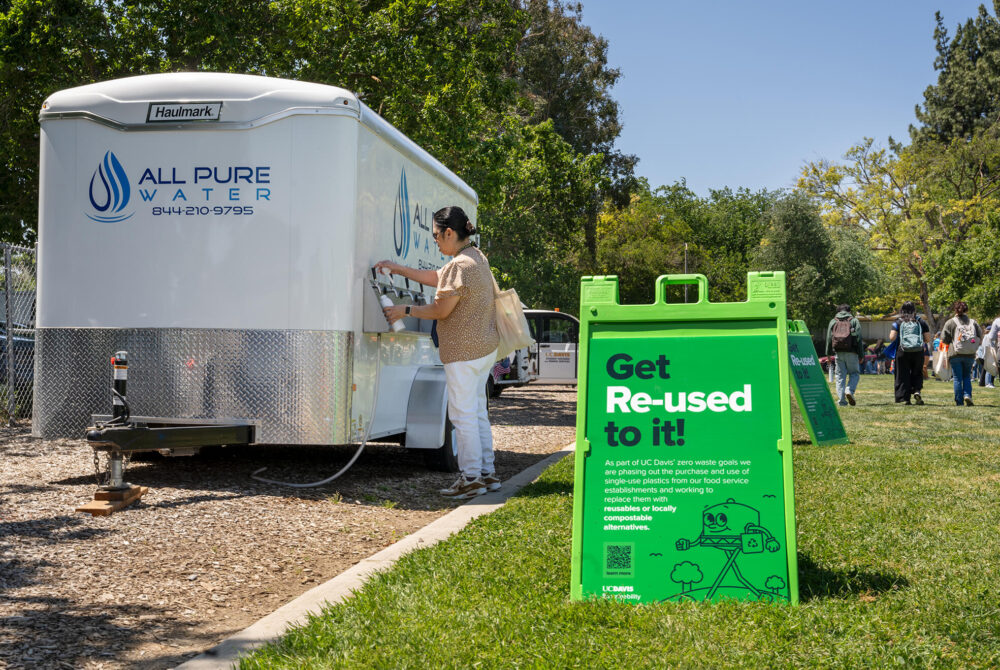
[
  {"x1": 752, "y1": 193, "x2": 883, "y2": 334},
  {"x1": 912, "y1": 2, "x2": 1000, "y2": 143},
  {"x1": 477, "y1": 120, "x2": 606, "y2": 312},
  {"x1": 800, "y1": 128, "x2": 1000, "y2": 329},
  {"x1": 594, "y1": 179, "x2": 696, "y2": 306},
  {"x1": 513, "y1": 0, "x2": 637, "y2": 265},
  {"x1": 690, "y1": 186, "x2": 775, "y2": 303}
]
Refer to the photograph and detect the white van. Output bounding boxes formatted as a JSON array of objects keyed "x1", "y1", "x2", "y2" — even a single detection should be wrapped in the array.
[
  {"x1": 524, "y1": 310, "x2": 579, "y2": 384},
  {"x1": 33, "y1": 72, "x2": 488, "y2": 471}
]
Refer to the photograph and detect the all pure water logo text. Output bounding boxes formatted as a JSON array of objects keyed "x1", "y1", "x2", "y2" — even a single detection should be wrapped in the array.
[{"x1": 83, "y1": 152, "x2": 273, "y2": 220}]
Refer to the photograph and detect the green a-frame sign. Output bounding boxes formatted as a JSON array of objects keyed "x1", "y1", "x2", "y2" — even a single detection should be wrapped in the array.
[{"x1": 571, "y1": 273, "x2": 799, "y2": 604}]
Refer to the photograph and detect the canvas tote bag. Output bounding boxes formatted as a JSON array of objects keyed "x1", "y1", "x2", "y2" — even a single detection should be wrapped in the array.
[
  {"x1": 987, "y1": 343, "x2": 998, "y2": 377},
  {"x1": 492, "y1": 273, "x2": 534, "y2": 361},
  {"x1": 933, "y1": 344, "x2": 952, "y2": 381}
]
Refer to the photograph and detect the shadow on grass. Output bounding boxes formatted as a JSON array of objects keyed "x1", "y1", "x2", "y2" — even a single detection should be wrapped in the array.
[
  {"x1": 797, "y1": 553, "x2": 908, "y2": 602},
  {"x1": 515, "y1": 479, "x2": 574, "y2": 498}
]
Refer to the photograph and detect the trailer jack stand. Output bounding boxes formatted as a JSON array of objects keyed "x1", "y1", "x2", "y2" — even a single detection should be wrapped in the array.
[{"x1": 76, "y1": 449, "x2": 149, "y2": 516}]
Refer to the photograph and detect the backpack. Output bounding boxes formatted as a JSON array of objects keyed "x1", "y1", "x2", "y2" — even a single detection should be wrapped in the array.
[
  {"x1": 899, "y1": 315, "x2": 923, "y2": 352},
  {"x1": 831, "y1": 316, "x2": 856, "y2": 352},
  {"x1": 951, "y1": 316, "x2": 979, "y2": 355}
]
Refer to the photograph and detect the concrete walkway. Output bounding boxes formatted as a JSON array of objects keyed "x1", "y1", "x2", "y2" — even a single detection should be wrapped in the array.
[{"x1": 176, "y1": 444, "x2": 575, "y2": 670}]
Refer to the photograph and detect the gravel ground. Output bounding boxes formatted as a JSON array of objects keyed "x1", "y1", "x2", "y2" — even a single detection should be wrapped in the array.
[{"x1": 0, "y1": 385, "x2": 576, "y2": 670}]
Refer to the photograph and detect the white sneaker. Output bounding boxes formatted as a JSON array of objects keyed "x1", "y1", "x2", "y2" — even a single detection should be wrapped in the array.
[
  {"x1": 987, "y1": 384, "x2": 995, "y2": 389},
  {"x1": 440, "y1": 476, "x2": 487, "y2": 499},
  {"x1": 481, "y1": 474, "x2": 502, "y2": 492}
]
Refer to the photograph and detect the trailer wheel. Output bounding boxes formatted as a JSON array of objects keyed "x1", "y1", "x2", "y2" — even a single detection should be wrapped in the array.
[
  {"x1": 486, "y1": 377, "x2": 503, "y2": 399},
  {"x1": 423, "y1": 416, "x2": 459, "y2": 472}
]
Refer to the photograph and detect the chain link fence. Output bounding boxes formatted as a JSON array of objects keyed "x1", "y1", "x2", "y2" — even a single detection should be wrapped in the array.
[{"x1": 0, "y1": 243, "x2": 36, "y2": 424}]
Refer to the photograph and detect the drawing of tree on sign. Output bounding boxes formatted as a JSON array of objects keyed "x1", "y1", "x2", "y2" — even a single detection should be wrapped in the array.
[
  {"x1": 766, "y1": 575, "x2": 786, "y2": 594},
  {"x1": 671, "y1": 561, "x2": 703, "y2": 593}
]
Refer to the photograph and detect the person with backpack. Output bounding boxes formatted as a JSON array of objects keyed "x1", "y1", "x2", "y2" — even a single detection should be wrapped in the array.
[
  {"x1": 889, "y1": 301, "x2": 931, "y2": 405},
  {"x1": 825, "y1": 304, "x2": 864, "y2": 406},
  {"x1": 941, "y1": 300, "x2": 984, "y2": 406}
]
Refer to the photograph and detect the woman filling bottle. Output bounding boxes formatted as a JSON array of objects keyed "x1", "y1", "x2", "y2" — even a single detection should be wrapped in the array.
[{"x1": 375, "y1": 206, "x2": 500, "y2": 499}]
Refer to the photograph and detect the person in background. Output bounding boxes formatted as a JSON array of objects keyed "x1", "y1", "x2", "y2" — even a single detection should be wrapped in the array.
[
  {"x1": 986, "y1": 313, "x2": 1000, "y2": 388},
  {"x1": 890, "y1": 302, "x2": 931, "y2": 405},
  {"x1": 865, "y1": 339, "x2": 883, "y2": 374},
  {"x1": 825, "y1": 304, "x2": 864, "y2": 406},
  {"x1": 376, "y1": 206, "x2": 500, "y2": 499},
  {"x1": 875, "y1": 338, "x2": 888, "y2": 374},
  {"x1": 941, "y1": 300, "x2": 983, "y2": 406},
  {"x1": 931, "y1": 331, "x2": 942, "y2": 380},
  {"x1": 976, "y1": 326, "x2": 990, "y2": 386},
  {"x1": 923, "y1": 339, "x2": 932, "y2": 379}
]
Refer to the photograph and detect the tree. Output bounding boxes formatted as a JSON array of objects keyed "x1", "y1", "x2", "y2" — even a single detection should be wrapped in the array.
[
  {"x1": 0, "y1": 0, "x2": 116, "y2": 241},
  {"x1": 750, "y1": 196, "x2": 882, "y2": 334},
  {"x1": 827, "y1": 226, "x2": 886, "y2": 314},
  {"x1": 690, "y1": 186, "x2": 776, "y2": 303},
  {"x1": 670, "y1": 561, "x2": 703, "y2": 593},
  {"x1": 925, "y1": 213, "x2": 1000, "y2": 321},
  {"x1": 594, "y1": 180, "x2": 696, "y2": 306},
  {"x1": 800, "y1": 130, "x2": 1000, "y2": 329},
  {"x1": 513, "y1": 0, "x2": 637, "y2": 265},
  {"x1": 912, "y1": 2, "x2": 1000, "y2": 143},
  {"x1": 0, "y1": 0, "x2": 527, "y2": 238},
  {"x1": 751, "y1": 194, "x2": 838, "y2": 334},
  {"x1": 476, "y1": 120, "x2": 606, "y2": 313}
]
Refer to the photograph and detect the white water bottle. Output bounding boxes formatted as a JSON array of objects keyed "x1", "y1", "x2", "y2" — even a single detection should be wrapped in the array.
[{"x1": 379, "y1": 293, "x2": 405, "y2": 332}]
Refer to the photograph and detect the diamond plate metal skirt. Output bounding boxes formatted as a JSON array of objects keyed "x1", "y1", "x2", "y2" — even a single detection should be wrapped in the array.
[{"x1": 32, "y1": 329, "x2": 353, "y2": 444}]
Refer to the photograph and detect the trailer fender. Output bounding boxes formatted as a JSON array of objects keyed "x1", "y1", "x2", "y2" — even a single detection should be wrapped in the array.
[{"x1": 403, "y1": 366, "x2": 449, "y2": 449}]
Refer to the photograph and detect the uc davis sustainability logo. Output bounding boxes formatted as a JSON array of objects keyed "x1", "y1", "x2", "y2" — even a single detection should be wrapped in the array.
[
  {"x1": 87, "y1": 151, "x2": 134, "y2": 223},
  {"x1": 393, "y1": 168, "x2": 411, "y2": 259}
]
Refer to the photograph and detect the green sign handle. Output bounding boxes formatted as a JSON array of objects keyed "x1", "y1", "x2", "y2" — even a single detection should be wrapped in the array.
[{"x1": 654, "y1": 274, "x2": 709, "y2": 305}]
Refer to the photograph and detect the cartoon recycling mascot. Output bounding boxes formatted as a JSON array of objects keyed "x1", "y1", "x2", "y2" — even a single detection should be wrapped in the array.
[{"x1": 674, "y1": 498, "x2": 781, "y2": 601}]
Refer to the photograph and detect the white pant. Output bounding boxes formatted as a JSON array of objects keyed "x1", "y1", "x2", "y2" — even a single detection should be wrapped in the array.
[{"x1": 443, "y1": 349, "x2": 497, "y2": 479}]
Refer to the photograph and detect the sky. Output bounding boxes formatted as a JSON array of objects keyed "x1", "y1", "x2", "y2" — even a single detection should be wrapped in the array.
[{"x1": 580, "y1": 0, "x2": 992, "y2": 196}]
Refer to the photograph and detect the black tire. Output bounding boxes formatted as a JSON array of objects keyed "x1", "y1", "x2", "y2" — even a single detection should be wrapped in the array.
[
  {"x1": 486, "y1": 376, "x2": 503, "y2": 398},
  {"x1": 423, "y1": 416, "x2": 459, "y2": 472}
]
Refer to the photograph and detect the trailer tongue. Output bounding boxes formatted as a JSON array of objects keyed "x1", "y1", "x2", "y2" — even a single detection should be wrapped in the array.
[
  {"x1": 82, "y1": 349, "x2": 255, "y2": 500},
  {"x1": 86, "y1": 416, "x2": 255, "y2": 456}
]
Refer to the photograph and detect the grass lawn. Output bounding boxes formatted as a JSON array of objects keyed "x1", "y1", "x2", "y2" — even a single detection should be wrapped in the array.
[{"x1": 241, "y1": 374, "x2": 1000, "y2": 668}]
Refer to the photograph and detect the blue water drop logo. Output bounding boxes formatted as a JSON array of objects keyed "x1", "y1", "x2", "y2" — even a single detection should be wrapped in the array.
[
  {"x1": 87, "y1": 151, "x2": 134, "y2": 223},
  {"x1": 393, "y1": 169, "x2": 411, "y2": 259}
]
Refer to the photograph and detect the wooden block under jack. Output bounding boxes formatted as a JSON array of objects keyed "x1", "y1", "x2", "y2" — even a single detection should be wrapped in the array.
[
  {"x1": 77, "y1": 485, "x2": 148, "y2": 516},
  {"x1": 94, "y1": 486, "x2": 143, "y2": 501}
]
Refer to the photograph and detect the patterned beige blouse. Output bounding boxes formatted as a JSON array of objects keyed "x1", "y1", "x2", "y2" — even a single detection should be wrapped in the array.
[{"x1": 435, "y1": 246, "x2": 498, "y2": 364}]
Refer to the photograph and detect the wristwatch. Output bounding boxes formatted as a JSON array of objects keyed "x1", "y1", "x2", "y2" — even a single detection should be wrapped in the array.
[{"x1": 405, "y1": 306, "x2": 411, "y2": 316}]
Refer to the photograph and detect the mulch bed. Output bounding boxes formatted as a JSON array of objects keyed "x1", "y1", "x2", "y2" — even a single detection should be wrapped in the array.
[{"x1": 0, "y1": 385, "x2": 576, "y2": 669}]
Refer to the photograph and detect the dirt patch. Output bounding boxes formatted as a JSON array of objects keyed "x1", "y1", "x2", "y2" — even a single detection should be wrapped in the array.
[{"x1": 0, "y1": 385, "x2": 576, "y2": 669}]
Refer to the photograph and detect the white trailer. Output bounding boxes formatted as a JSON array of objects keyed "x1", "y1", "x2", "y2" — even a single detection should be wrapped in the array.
[{"x1": 34, "y1": 72, "x2": 481, "y2": 471}]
